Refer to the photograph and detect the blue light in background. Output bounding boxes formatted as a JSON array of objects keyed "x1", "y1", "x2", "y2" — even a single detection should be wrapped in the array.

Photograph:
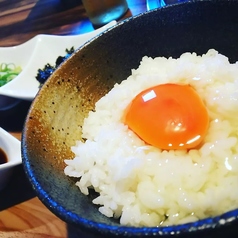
[
  {"x1": 146, "y1": 0, "x2": 166, "y2": 10},
  {"x1": 72, "y1": 0, "x2": 139, "y2": 35},
  {"x1": 146, "y1": 0, "x2": 188, "y2": 10},
  {"x1": 72, "y1": 20, "x2": 94, "y2": 35}
]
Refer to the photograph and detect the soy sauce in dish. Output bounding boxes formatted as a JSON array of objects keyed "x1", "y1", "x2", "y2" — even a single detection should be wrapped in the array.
[{"x1": 0, "y1": 148, "x2": 7, "y2": 164}]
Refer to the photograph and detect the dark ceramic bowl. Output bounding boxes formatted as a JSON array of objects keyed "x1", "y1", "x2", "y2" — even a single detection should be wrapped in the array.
[{"x1": 22, "y1": 0, "x2": 238, "y2": 237}]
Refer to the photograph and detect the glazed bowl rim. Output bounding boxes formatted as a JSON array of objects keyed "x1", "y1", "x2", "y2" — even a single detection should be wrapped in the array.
[{"x1": 22, "y1": 0, "x2": 238, "y2": 236}]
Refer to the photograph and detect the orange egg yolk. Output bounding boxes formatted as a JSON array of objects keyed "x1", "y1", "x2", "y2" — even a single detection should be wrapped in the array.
[{"x1": 124, "y1": 83, "x2": 209, "y2": 150}]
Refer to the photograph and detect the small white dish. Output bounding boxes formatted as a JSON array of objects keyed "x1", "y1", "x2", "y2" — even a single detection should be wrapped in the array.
[
  {"x1": 0, "y1": 21, "x2": 116, "y2": 101},
  {"x1": 0, "y1": 127, "x2": 21, "y2": 191}
]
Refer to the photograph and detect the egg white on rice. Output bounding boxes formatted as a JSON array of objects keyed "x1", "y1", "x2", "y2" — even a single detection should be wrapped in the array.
[{"x1": 64, "y1": 49, "x2": 238, "y2": 227}]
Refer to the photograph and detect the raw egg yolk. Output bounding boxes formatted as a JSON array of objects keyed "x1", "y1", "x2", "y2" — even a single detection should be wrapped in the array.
[{"x1": 125, "y1": 83, "x2": 209, "y2": 150}]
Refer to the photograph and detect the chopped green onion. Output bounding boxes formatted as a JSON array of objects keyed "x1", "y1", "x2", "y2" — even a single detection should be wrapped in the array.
[{"x1": 0, "y1": 63, "x2": 22, "y2": 87}]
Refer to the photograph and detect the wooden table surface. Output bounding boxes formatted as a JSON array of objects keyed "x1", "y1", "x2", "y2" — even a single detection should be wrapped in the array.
[
  {"x1": 0, "y1": 0, "x2": 148, "y2": 237},
  {"x1": 1, "y1": 1, "x2": 238, "y2": 237}
]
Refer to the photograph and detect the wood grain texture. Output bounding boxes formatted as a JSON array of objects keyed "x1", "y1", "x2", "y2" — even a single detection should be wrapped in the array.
[
  {"x1": 0, "y1": 0, "x2": 146, "y2": 47},
  {"x1": 0, "y1": 197, "x2": 67, "y2": 237}
]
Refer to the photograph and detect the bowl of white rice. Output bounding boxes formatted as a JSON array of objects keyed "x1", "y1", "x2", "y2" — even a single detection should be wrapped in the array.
[{"x1": 22, "y1": 0, "x2": 238, "y2": 237}]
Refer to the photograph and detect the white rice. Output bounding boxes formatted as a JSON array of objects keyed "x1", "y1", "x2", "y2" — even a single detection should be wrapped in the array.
[{"x1": 64, "y1": 49, "x2": 238, "y2": 227}]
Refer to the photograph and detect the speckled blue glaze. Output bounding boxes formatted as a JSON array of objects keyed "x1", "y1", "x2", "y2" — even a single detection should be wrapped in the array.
[{"x1": 22, "y1": 0, "x2": 238, "y2": 237}]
